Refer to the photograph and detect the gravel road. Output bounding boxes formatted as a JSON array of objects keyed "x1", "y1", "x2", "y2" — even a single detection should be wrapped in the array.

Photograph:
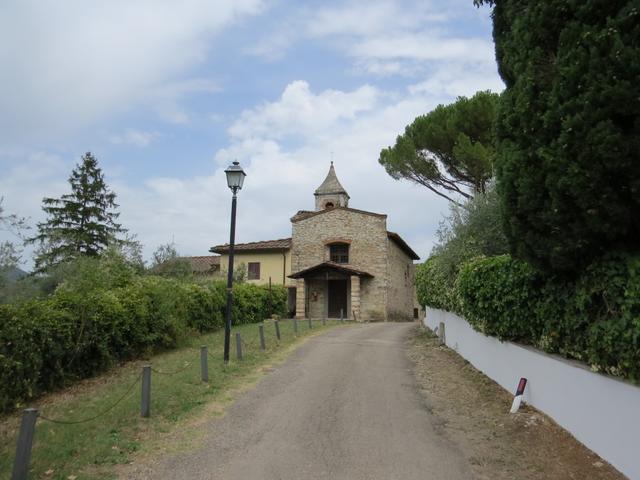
[{"x1": 126, "y1": 323, "x2": 472, "y2": 479}]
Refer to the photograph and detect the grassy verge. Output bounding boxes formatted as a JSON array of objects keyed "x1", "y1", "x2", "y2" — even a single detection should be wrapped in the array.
[{"x1": 0, "y1": 319, "x2": 342, "y2": 480}]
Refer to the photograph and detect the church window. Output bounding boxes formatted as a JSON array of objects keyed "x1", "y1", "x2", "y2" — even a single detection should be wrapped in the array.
[
  {"x1": 324, "y1": 201, "x2": 334, "y2": 209},
  {"x1": 330, "y1": 244, "x2": 349, "y2": 264}
]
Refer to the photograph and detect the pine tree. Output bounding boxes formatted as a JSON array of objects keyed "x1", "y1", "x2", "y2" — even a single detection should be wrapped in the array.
[{"x1": 28, "y1": 152, "x2": 126, "y2": 271}]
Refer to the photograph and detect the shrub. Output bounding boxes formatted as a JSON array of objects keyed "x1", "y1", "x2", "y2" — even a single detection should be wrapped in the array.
[
  {"x1": 0, "y1": 276, "x2": 286, "y2": 413},
  {"x1": 415, "y1": 257, "x2": 459, "y2": 313},
  {"x1": 456, "y1": 255, "x2": 543, "y2": 342},
  {"x1": 419, "y1": 252, "x2": 640, "y2": 383}
]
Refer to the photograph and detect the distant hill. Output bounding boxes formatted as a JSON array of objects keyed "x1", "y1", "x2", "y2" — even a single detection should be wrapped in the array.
[{"x1": 1, "y1": 266, "x2": 28, "y2": 283}]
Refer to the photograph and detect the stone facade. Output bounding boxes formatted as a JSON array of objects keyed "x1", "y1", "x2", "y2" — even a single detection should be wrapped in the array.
[{"x1": 288, "y1": 164, "x2": 420, "y2": 322}]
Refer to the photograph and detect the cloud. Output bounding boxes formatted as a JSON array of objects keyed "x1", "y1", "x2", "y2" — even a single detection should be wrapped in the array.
[
  {"x1": 0, "y1": 0, "x2": 264, "y2": 145},
  {"x1": 109, "y1": 129, "x2": 159, "y2": 147},
  {"x1": 228, "y1": 80, "x2": 380, "y2": 141}
]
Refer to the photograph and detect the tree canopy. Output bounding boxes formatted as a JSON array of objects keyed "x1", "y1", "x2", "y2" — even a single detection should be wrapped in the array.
[
  {"x1": 476, "y1": 0, "x2": 640, "y2": 273},
  {"x1": 379, "y1": 90, "x2": 499, "y2": 205},
  {"x1": 28, "y1": 152, "x2": 126, "y2": 271}
]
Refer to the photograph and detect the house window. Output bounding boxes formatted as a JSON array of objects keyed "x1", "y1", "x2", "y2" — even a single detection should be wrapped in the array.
[
  {"x1": 330, "y1": 244, "x2": 349, "y2": 264},
  {"x1": 248, "y1": 262, "x2": 260, "y2": 280}
]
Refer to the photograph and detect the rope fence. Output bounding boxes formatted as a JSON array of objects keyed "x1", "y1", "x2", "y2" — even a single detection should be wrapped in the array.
[{"x1": 9, "y1": 317, "x2": 343, "y2": 480}]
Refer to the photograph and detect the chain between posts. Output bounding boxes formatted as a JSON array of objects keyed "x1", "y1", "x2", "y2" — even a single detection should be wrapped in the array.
[
  {"x1": 38, "y1": 372, "x2": 142, "y2": 425},
  {"x1": 150, "y1": 362, "x2": 192, "y2": 375}
]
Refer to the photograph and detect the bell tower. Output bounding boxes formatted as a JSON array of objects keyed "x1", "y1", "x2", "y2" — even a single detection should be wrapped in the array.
[{"x1": 314, "y1": 162, "x2": 350, "y2": 211}]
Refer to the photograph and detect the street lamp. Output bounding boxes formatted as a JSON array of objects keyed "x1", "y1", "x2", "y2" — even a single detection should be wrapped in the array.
[{"x1": 223, "y1": 160, "x2": 246, "y2": 364}]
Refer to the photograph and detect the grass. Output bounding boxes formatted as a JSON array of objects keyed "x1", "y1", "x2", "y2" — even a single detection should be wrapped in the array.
[{"x1": 0, "y1": 318, "x2": 343, "y2": 480}]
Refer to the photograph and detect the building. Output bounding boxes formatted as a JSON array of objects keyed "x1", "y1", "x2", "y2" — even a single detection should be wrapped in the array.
[{"x1": 211, "y1": 164, "x2": 420, "y2": 322}]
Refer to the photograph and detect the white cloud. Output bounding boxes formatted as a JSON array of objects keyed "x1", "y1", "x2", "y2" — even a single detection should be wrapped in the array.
[
  {"x1": 0, "y1": 0, "x2": 263, "y2": 145},
  {"x1": 109, "y1": 129, "x2": 159, "y2": 147},
  {"x1": 228, "y1": 80, "x2": 380, "y2": 140}
]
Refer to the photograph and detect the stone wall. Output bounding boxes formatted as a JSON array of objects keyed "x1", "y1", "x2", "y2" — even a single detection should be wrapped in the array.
[
  {"x1": 291, "y1": 208, "x2": 388, "y2": 321},
  {"x1": 386, "y1": 238, "x2": 416, "y2": 321}
]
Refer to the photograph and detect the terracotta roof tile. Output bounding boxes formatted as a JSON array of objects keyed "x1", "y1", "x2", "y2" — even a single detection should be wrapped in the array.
[
  {"x1": 289, "y1": 261, "x2": 374, "y2": 279},
  {"x1": 186, "y1": 256, "x2": 220, "y2": 273},
  {"x1": 387, "y1": 231, "x2": 420, "y2": 260},
  {"x1": 210, "y1": 237, "x2": 291, "y2": 254}
]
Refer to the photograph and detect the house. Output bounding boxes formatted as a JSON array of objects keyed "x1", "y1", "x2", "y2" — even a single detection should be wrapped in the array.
[
  {"x1": 211, "y1": 163, "x2": 420, "y2": 322},
  {"x1": 152, "y1": 255, "x2": 221, "y2": 277}
]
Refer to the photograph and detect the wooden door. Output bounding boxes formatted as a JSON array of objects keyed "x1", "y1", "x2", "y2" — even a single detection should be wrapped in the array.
[{"x1": 328, "y1": 280, "x2": 348, "y2": 318}]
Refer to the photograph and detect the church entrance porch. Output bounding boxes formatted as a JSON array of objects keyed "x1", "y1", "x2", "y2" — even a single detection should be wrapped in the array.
[{"x1": 289, "y1": 262, "x2": 372, "y2": 321}]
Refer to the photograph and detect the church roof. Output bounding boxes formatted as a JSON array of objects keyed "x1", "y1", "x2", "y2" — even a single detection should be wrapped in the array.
[
  {"x1": 289, "y1": 261, "x2": 374, "y2": 279},
  {"x1": 314, "y1": 162, "x2": 349, "y2": 197},
  {"x1": 290, "y1": 206, "x2": 386, "y2": 223}
]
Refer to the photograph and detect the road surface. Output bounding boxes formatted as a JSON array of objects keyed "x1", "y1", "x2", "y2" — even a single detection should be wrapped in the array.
[{"x1": 127, "y1": 323, "x2": 471, "y2": 479}]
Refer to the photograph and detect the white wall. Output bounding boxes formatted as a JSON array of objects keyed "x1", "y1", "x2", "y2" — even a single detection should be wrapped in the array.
[{"x1": 424, "y1": 307, "x2": 640, "y2": 480}]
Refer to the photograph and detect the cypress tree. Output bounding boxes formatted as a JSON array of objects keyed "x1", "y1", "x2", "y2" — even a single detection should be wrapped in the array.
[
  {"x1": 475, "y1": 0, "x2": 640, "y2": 273},
  {"x1": 29, "y1": 152, "x2": 126, "y2": 271}
]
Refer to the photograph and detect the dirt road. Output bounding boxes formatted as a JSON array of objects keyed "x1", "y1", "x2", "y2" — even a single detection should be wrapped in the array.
[{"x1": 125, "y1": 323, "x2": 471, "y2": 479}]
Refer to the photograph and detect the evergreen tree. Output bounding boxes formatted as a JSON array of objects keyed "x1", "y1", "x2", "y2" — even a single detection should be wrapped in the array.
[
  {"x1": 379, "y1": 91, "x2": 499, "y2": 206},
  {"x1": 28, "y1": 152, "x2": 125, "y2": 271},
  {"x1": 475, "y1": 0, "x2": 640, "y2": 273}
]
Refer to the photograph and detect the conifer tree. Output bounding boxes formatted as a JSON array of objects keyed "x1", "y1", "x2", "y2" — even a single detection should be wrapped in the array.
[{"x1": 28, "y1": 152, "x2": 125, "y2": 271}]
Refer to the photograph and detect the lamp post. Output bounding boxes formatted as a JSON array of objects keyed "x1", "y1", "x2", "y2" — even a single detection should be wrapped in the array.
[{"x1": 223, "y1": 160, "x2": 246, "y2": 364}]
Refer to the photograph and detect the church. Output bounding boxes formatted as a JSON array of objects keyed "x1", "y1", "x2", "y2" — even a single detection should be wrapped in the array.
[{"x1": 211, "y1": 164, "x2": 421, "y2": 322}]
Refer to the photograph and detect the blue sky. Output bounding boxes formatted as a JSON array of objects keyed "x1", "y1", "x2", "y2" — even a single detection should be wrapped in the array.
[{"x1": 0, "y1": 0, "x2": 503, "y2": 268}]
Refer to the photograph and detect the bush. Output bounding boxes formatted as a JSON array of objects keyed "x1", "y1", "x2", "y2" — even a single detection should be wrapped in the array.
[
  {"x1": 456, "y1": 255, "x2": 543, "y2": 342},
  {"x1": 418, "y1": 252, "x2": 640, "y2": 382},
  {"x1": 0, "y1": 277, "x2": 286, "y2": 413},
  {"x1": 415, "y1": 257, "x2": 459, "y2": 313}
]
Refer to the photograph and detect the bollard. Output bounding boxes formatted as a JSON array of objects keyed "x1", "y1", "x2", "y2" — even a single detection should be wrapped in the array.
[
  {"x1": 340, "y1": 308, "x2": 344, "y2": 323},
  {"x1": 200, "y1": 346, "x2": 209, "y2": 383},
  {"x1": 438, "y1": 322, "x2": 446, "y2": 346},
  {"x1": 259, "y1": 325, "x2": 266, "y2": 351},
  {"x1": 141, "y1": 365, "x2": 151, "y2": 418},
  {"x1": 236, "y1": 332, "x2": 243, "y2": 360},
  {"x1": 308, "y1": 317, "x2": 312, "y2": 329},
  {"x1": 11, "y1": 408, "x2": 38, "y2": 480},
  {"x1": 293, "y1": 318, "x2": 298, "y2": 335},
  {"x1": 275, "y1": 320, "x2": 281, "y2": 341}
]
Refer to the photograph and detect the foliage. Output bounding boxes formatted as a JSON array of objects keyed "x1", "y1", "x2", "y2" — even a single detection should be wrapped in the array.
[
  {"x1": 415, "y1": 257, "x2": 459, "y2": 313},
  {"x1": 150, "y1": 242, "x2": 192, "y2": 278},
  {"x1": 233, "y1": 261, "x2": 247, "y2": 283},
  {"x1": 0, "y1": 197, "x2": 29, "y2": 285},
  {"x1": 0, "y1": 277, "x2": 286, "y2": 412},
  {"x1": 475, "y1": 0, "x2": 640, "y2": 273},
  {"x1": 456, "y1": 255, "x2": 543, "y2": 341},
  {"x1": 379, "y1": 90, "x2": 499, "y2": 205},
  {"x1": 432, "y1": 185, "x2": 509, "y2": 279},
  {"x1": 419, "y1": 253, "x2": 640, "y2": 382},
  {"x1": 27, "y1": 152, "x2": 126, "y2": 272}
]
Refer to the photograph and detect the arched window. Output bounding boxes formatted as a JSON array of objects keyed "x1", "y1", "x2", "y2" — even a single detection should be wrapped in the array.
[
  {"x1": 329, "y1": 243, "x2": 349, "y2": 263},
  {"x1": 324, "y1": 201, "x2": 334, "y2": 209}
]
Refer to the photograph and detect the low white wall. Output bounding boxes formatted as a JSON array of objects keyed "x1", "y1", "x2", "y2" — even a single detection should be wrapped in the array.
[{"x1": 424, "y1": 307, "x2": 640, "y2": 480}]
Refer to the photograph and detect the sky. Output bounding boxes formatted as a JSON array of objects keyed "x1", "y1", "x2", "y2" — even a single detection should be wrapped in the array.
[{"x1": 0, "y1": 0, "x2": 504, "y2": 270}]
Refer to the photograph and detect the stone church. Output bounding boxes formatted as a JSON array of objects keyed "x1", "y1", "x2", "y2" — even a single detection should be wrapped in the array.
[{"x1": 212, "y1": 164, "x2": 420, "y2": 322}]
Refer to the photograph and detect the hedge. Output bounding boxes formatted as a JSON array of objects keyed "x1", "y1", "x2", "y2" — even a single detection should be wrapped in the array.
[
  {"x1": 417, "y1": 253, "x2": 640, "y2": 383},
  {"x1": 0, "y1": 278, "x2": 286, "y2": 413}
]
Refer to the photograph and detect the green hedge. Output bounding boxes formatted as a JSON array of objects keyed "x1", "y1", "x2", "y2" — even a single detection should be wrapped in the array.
[
  {"x1": 0, "y1": 278, "x2": 286, "y2": 413},
  {"x1": 417, "y1": 253, "x2": 640, "y2": 382}
]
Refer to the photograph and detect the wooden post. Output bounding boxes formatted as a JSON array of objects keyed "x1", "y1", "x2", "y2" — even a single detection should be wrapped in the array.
[
  {"x1": 438, "y1": 322, "x2": 446, "y2": 346},
  {"x1": 11, "y1": 408, "x2": 38, "y2": 480},
  {"x1": 236, "y1": 332, "x2": 243, "y2": 360},
  {"x1": 259, "y1": 325, "x2": 266, "y2": 350},
  {"x1": 275, "y1": 320, "x2": 281, "y2": 341},
  {"x1": 141, "y1": 365, "x2": 151, "y2": 418},
  {"x1": 200, "y1": 346, "x2": 208, "y2": 382}
]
